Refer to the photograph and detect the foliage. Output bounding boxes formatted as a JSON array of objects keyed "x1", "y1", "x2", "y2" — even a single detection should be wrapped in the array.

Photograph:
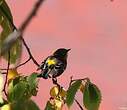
[
  {"x1": 0, "y1": 0, "x2": 22, "y2": 64},
  {"x1": 0, "y1": 0, "x2": 102, "y2": 110},
  {"x1": 66, "y1": 80, "x2": 82, "y2": 107},
  {"x1": 1, "y1": 71, "x2": 39, "y2": 110},
  {"x1": 83, "y1": 81, "x2": 101, "y2": 110}
]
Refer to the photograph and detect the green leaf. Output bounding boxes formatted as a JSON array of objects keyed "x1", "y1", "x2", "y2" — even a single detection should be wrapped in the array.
[
  {"x1": 3, "y1": 38, "x2": 22, "y2": 64},
  {"x1": 0, "y1": 0, "x2": 14, "y2": 46},
  {"x1": 45, "y1": 101, "x2": 55, "y2": 110},
  {"x1": 12, "y1": 101, "x2": 26, "y2": 110},
  {"x1": 8, "y1": 76, "x2": 21, "y2": 101},
  {"x1": 66, "y1": 80, "x2": 82, "y2": 108},
  {"x1": 0, "y1": 0, "x2": 13, "y2": 23},
  {"x1": 0, "y1": 0, "x2": 22, "y2": 64},
  {"x1": 83, "y1": 82, "x2": 101, "y2": 110},
  {"x1": 8, "y1": 81, "x2": 27, "y2": 102},
  {"x1": 27, "y1": 73, "x2": 38, "y2": 96},
  {"x1": 27, "y1": 73, "x2": 38, "y2": 89},
  {"x1": 25, "y1": 100, "x2": 40, "y2": 110},
  {"x1": 12, "y1": 100, "x2": 40, "y2": 110},
  {"x1": 8, "y1": 74, "x2": 39, "y2": 102}
]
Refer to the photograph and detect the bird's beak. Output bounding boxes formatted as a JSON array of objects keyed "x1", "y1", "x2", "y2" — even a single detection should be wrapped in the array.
[{"x1": 67, "y1": 49, "x2": 71, "y2": 52}]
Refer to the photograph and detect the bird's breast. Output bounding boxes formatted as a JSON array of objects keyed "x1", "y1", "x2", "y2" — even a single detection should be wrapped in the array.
[{"x1": 46, "y1": 57, "x2": 57, "y2": 66}]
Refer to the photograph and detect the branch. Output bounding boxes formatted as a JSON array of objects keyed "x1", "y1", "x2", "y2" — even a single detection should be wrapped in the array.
[
  {"x1": 0, "y1": 57, "x2": 31, "y2": 71},
  {"x1": 69, "y1": 76, "x2": 90, "y2": 88},
  {"x1": 16, "y1": 0, "x2": 45, "y2": 67},
  {"x1": 15, "y1": 57, "x2": 31, "y2": 69},
  {"x1": 3, "y1": 51, "x2": 11, "y2": 97},
  {"x1": 19, "y1": 0, "x2": 45, "y2": 33},
  {"x1": 1, "y1": 0, "x2": 45, "y2": 67},
  {"x1": 19, "y1": 0, "x2": 44, "y2": 67},
  {"x1": 74, "y1": 99, "x2": 84, "y2": 110},
  {"x1": 21, "y1": 37, "x2": 40, "y2": 67},
  {"x1": 17, "y1": 0, "x2": 45, "y2": 67}
]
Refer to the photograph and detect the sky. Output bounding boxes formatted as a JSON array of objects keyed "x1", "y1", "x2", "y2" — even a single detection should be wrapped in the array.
[{"x1": 5, "y1": 0, "x2": 127, "y2": 110}]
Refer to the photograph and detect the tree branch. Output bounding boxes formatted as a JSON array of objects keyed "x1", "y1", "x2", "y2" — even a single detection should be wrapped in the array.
[
  {"x1": 0, "y1": 57, "x2": 31, "y2": 71},
  {"x1": 74, "y1": 99, "x2": 84, "y2": 110},
  {"x1": 3, "y1": 51, "x2": 10, "y2": 97},
  {"x1": 19, "y1": 0, "x2": 45, "y2": 33},
  {"x1": 69, "y1": 76, "x2": 90, "y2": 88},
  {"x1": 1, "y1": 0, "x2": 45, "y2": 67},
  {"x1": 21, "y1": 37, "x2": 40, "y2": 67},
  {"x1": 15, "y1": 57, "x2": 31, "y2": 69}
]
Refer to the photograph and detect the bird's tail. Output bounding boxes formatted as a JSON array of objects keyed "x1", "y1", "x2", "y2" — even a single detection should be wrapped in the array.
[
  {"x1": 37, "y1": 73, "x2": 49, "y2": 79},
  {"x1": 37, "y1": 69, "x2": 52, "y2": 79}
]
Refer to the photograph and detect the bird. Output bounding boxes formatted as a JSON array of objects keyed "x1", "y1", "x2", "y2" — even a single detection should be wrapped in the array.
[{"x1": 37, "y1": 48, "x2": 71, "y2": 79}]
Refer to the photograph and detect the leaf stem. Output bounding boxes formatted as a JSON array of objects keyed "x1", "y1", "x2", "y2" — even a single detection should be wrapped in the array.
[
  {"x1": 74, "y1": 99, "x2": 84, "y2": 110},
  {"x1": 69, "y1": 76, "x2": 90, "y2": 89}
]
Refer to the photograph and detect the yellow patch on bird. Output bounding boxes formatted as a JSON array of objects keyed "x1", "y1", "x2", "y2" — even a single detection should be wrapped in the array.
[{"x1": 47, "y1": 59, "x2": 56, "y2": 66}]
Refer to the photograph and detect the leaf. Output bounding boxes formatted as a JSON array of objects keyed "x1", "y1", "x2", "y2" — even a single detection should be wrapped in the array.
[
  {"x1": 66, "y1": 80, "x2": 82, "y2": 108},
  {"x1": 27, "y1": 73, "x2": 38, "y2": 96},
  {"x1": 8, "y1": 74, "x2": 39, "y2": 102},
  {"x1": 0, "y1": 0, "x2": 22, "y2": 64},
  {"x1": 7, "y1": 69, "x2": 19, "y2": 81},
  {"x1": 3, "y1": 39, "x2": 22, "y2": 64},
  {"x1": 45, "y1": 101, "x2": 55, "y2": 110},
  {"x1": 12, "y1": 100, "x2": 40, "y2": 110},
  {"x1": 25, "y1": 100, "x2": 40, "y2": 110},
  {"x1": 7, "y1": 76, "x2": 21, "y2": 101},
  {"x1": 1, "y1": 104, "x2": 11, "y2": 110},
  {"x1": 83, "y1": 82, "x2": 101, "y2": 110},
  {"x1": 79, "y1": 83, "x2": 85, "y2": 93},
  {"x1": 0, "y1": 0, "x2": 13, "y2": 23},
  {"x1": 0, "y1": 0, "x2": 14, "y2": 46},
  {"x1": 8, "y1": 81, "x2": 27, "y2": 102},
  {"x1": 0, "y1": 99, "x2": 8, "y2": 107},
  {"x1": 27, "y1": 73, "x2": 38, "y2": 89}
]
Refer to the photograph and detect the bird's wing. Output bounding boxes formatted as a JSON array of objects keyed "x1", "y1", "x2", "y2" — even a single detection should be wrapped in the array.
[
  {"x1": 37, "y1": 56, "x2": 51, "y2": 70},
  {"x1": 51, "y1": 60, "x2": 66, "y2": 78}
]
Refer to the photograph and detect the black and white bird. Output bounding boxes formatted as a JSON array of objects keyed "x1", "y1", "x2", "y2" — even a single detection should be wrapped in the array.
[{"x1": 37, "y1": 48, "x2": 70, "y2": 79}]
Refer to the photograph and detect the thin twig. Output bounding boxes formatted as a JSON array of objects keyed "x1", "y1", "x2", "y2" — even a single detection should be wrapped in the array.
[
  {"x1": 18, "y1": 0, "x2": 45, "y2": 67},
  {"x1": 74, "y1": 99, "x2": 84, "y2": 110},
  {"x1": 1, "y1": 72, "x2": 6, "y2": 74},
  {"x1": 69, "y1": 76, "x2": 73, "y2": 87},
  {"x1": 3, "y1": 51, "x2": 11, "y2": 97},
  {"x1": 68, "y1": 76, "x2": 90, "y2": 89},
  {"x1": 0, "y1": 68, "x2": 7, "y2": 71},
  {"x1": 15, "y1": 57, "x2": 31, "y2": 69},
  {"x1": 21, "y1": 37, "x2": 40, "y2": 67},
  {"x1": 0, "y1": 57, "x2": 31, "y2": 71},
  {"x1": 19, "y1": 0, "x2": 45, "y2": 33},
  {"x1": 71, "y1": 77, "x2": 90, "y2": 83}
]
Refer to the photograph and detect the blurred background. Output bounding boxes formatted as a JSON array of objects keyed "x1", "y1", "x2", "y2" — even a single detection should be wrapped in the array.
[{"x1": 5, "y1": 0, "x2": 127, "y2": 109}]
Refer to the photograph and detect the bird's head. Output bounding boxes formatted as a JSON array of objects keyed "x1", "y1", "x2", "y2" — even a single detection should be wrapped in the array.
[{"x1": 53, "y1": 48, "x2": 71, "y2": 59}]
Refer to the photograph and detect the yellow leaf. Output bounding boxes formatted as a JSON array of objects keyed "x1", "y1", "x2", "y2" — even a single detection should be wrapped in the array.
[
  {"x1": 50, "y1": 86, "x2": 59, "y2": 97},
  {"x1": 1, "y1": 104, "x2": 11, "y2": 110},
  {"x1": 7, "y1": 69, "x2": 18, "y2": 80},
  {"x1": 54, "y1": 99, "x2": 63, "y2": 110},
  {"x1": 50, "y1": 86, "x2": 66, "y2": 98},
  {"x1": 80, "y1": 83, "x2": 85, "y2": 93}
]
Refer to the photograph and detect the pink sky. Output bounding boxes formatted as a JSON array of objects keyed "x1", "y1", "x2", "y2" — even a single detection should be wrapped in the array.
[{"x1": 6, "y1": 0, "x2": 127, "y2": 109}]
